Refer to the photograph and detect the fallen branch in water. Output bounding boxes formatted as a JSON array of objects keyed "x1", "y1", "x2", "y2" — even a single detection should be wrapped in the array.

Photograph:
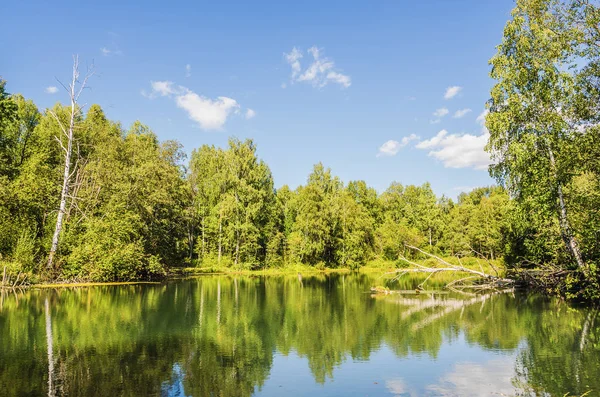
[{"x1": 385, "y1": 245, "x2": 515, "y2": 291}]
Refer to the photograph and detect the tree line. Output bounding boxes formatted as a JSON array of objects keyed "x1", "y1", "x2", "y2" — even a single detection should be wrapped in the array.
[
  {"x1": 0, "y1": 0, "x2": 599, "y2": 299},
  {"x1": 0, "y1": 85, "x2": 511, "y2": 282}
]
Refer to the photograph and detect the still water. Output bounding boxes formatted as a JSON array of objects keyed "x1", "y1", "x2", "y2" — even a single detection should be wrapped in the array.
[{"x1": 0, "y1": 273, "x2": 598, "y2": 396}]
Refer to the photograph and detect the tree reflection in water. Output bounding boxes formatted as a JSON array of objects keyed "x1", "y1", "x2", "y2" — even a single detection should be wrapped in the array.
[{"x1": 0, "y1": 274, "x2": 597, "y2": 396}]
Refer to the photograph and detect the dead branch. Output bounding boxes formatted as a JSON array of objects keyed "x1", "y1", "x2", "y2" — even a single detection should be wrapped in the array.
[
  {"x1": 385, "y1": 245, "x2": 515, "y2": 290},
  {"x1": 470, "y1": 246, "x2": 500, "y2": 277},
  {"x1": 12, "y1": 272, "x2": 21, "y2": 288}
]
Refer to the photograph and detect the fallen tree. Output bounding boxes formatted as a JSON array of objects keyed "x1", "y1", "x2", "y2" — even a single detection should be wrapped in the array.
[
  {"x1": 379, "y1": 245, "x2": 598, "y2": 301},
  {"x1": 382, "y1": 245, "x2": 515, "y2": 292}
]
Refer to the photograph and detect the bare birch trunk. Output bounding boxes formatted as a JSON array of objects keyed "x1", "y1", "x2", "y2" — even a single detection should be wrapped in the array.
[
  {"x1": 47, "y1": 84, "x2": 75, "y2": 269},
  {"x1": 188, "y1": 222, "x2": 194, "y2": 260},
  {"x1": 547, "y1": 145, "x2": 585, "y2": 270},
  {"x1": 218, "y1": 211, "x2": 223, "y2": 264},
  {"x1": 201, "y1": 217, "x2": 206, "y2": 257},
  {"x1": 234, "y1": 192, "x2": 240, "y2": 266},
  {"x1": 235, "y1": 236, "x2": 240, "y2": 266},
  {"x1": 47, "y1": 56, "x2": 92, "y2": 269}
]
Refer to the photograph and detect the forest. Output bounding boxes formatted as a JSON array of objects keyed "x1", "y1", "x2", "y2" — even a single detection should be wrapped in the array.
[{"x1": 0, "y1": 0, "x2": 599, "y2": 300}]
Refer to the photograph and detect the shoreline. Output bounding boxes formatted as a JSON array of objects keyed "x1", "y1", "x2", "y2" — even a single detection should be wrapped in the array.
[{"x1": 23, "y1": 266, "x2": 392, "y2": 289}]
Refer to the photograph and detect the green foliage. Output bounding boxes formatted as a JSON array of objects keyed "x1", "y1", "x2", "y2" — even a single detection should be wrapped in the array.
[
  {"x1": 188, "y1": 139, "x2": 276, "y2": 269},
  {"x1": 66, "y1": 211, "x2": 161, "y2": 281},
  {"x1": 2, "y1": 2, "x2": 600, "y2": 302},
  {"x1": 0, "y1": 80, "x2": 517, "y2": 282},
  {"x1": 12, "y1": 230, "x2": 38, "y2": 271},
  {"x1": 484, "y1": 0, "x2": 600, "y2": 298}
]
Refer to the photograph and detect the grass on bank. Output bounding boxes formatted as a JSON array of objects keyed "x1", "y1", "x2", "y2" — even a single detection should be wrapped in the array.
[
  {"x1": 1, "y1": 255, "x2": 506, "y2": 289},
  {"x1": 179, "y1": 256, "x2": 506, "y2": 278}
]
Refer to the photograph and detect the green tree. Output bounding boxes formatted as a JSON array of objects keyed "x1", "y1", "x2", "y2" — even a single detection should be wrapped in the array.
[{"x1": 486, "y1": 0, "x2": 589, "y2": 269}]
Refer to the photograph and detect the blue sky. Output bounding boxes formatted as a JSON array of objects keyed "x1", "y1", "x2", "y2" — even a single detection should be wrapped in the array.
[{"x1": 1, "y1": 0, "x2": 514, "y2": 198}]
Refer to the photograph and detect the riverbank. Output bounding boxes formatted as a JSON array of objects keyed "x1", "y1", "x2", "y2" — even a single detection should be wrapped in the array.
[
  {"x1": 2, "y1": 257, "x2": 507, "y2": 289},
  {"x1": 23, "y1": 266, "x2": 386, "y2": 289}
]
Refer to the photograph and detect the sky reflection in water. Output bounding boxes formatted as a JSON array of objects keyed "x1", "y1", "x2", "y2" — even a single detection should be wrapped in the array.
[{"x1": 0, "y1": 273, "x2": 598, "y2": 396}]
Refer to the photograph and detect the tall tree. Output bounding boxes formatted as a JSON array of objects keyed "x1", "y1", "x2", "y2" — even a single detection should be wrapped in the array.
[
  {"x1": 47, "y1": 56, "x2": 93, "y2": 269},
  {"x1": 486, "y1": 0, "x2": 587, "y2": 269}
]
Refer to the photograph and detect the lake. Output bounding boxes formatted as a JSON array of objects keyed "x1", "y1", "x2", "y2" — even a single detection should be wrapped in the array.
[{"x1": 0, "y1": 273, "x2": 598, "y2": 396}]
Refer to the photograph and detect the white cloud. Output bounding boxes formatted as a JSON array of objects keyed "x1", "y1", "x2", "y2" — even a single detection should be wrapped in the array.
[
  {"x1": 284, "y1": 47, "x2": 303, "y2": 80},
  {"x1": 45, "y1": 86, "x2": 58, "y2": 94},
  {"x1": 416, "y1": 129, "x2": 449, "y2": 149},
  {"x1": 100, "y1": 47, "x2": 122, "y2": 56},
  {"x1": 416, "y1": 129, "x2": 491, "y2": 169},
  {"x1": 150, "y1": 81, "x2": 179, "y2": 97},
  {"x1": 245, "y1": 108, "x2": 256, "y2": 119},
  {"x1": 176, "y1": 93, "x2": 239, "y2": 130},
  {"x1": 386, "y1": 379, "x2": 415, "y2": 396},
  {"x1": 146, "y1": 81, "x2": 241, "y2": 130},
  {"x1": 426, "y1": 359, "x2": 518, "y2": 397},
  {"x1": 284, "y1": 46, "x2": 351, "y2": 88},
  {"x1": 378, "y1": 140, "x2": 403, "y2": 157},
  {"x1": 430, "y1": 107, "x2": 450, "y2": 124},
  {"x1": 185, "y1": 64, "x2": 192, "y2": 78},
  {"x1": 401, "y1": 133, "x2": 419, "y2": 145},
  {"x1": 476, "y1": 109, "x2": 489, "y2": 126},
  {"x1": 281, "y1": 83, "x2": 287, "y2": 89},
  {"x1": 326, "y1": 71, "x2": 351, "y2": 88},
  {"x1": 433, "y1": 107, "x2": 449, "y2": 118},
  {"x1": 444, "y1": 86, "x2": 462, "y2": 99},
  {"x1": 377, "y1": 134, "x2": 418, "y2": 157},
  {"x1": 453, "y1": 108, "x2": 472, "y2": 118}
]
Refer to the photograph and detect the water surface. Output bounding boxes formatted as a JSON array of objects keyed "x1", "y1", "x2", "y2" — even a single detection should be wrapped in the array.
[{"x1": 0, "y1": 273, "x2": 598, "y2": 396}]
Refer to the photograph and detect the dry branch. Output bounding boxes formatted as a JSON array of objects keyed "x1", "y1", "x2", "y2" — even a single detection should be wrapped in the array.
[
  {"x1": 1, "y1": 268, "x2": 29, "y2": 290},
  {"x1": 386, "y1": 244, "x2": 515, "y2": 290}
]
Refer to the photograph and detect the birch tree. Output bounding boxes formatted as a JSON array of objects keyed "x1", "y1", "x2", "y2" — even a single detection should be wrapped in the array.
[
  {"x1": 47, "y1": 56, "x2": 93, "y2": 269},
  {"x1": 486, "y1": 0, "x2": 587, "y2": 269}
]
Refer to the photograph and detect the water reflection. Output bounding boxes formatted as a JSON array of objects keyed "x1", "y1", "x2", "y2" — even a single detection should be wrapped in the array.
[
  {"x1": 161, "y1": 364, "x2": 187, "y2": 397},
  {"x1": 45, "y1": 297, "x2": 55, "y2": 397},
  {"x1": 0, "y1": 274, "x2": 598, "y2": 396}
]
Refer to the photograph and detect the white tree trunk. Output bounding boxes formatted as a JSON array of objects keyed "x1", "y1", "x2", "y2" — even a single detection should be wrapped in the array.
[
  {"x1": 47, "y1": 118, "x2": 73, "y2": 268},
  {"x1": 47, "y1": 56, "x2": 92, "y2": 269},
  {"x1": 218, "y1": 211, "x2": 223, "y2": 264},
  {"x1": 201, "y1": 217, "x2": 206, "y2": 256},
  {"x1": 234, "y1": 192, "x2": 240, "y2": 266},
  {"x1": 547, "y1": 145, "x2": 585, "y2": 270}
]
